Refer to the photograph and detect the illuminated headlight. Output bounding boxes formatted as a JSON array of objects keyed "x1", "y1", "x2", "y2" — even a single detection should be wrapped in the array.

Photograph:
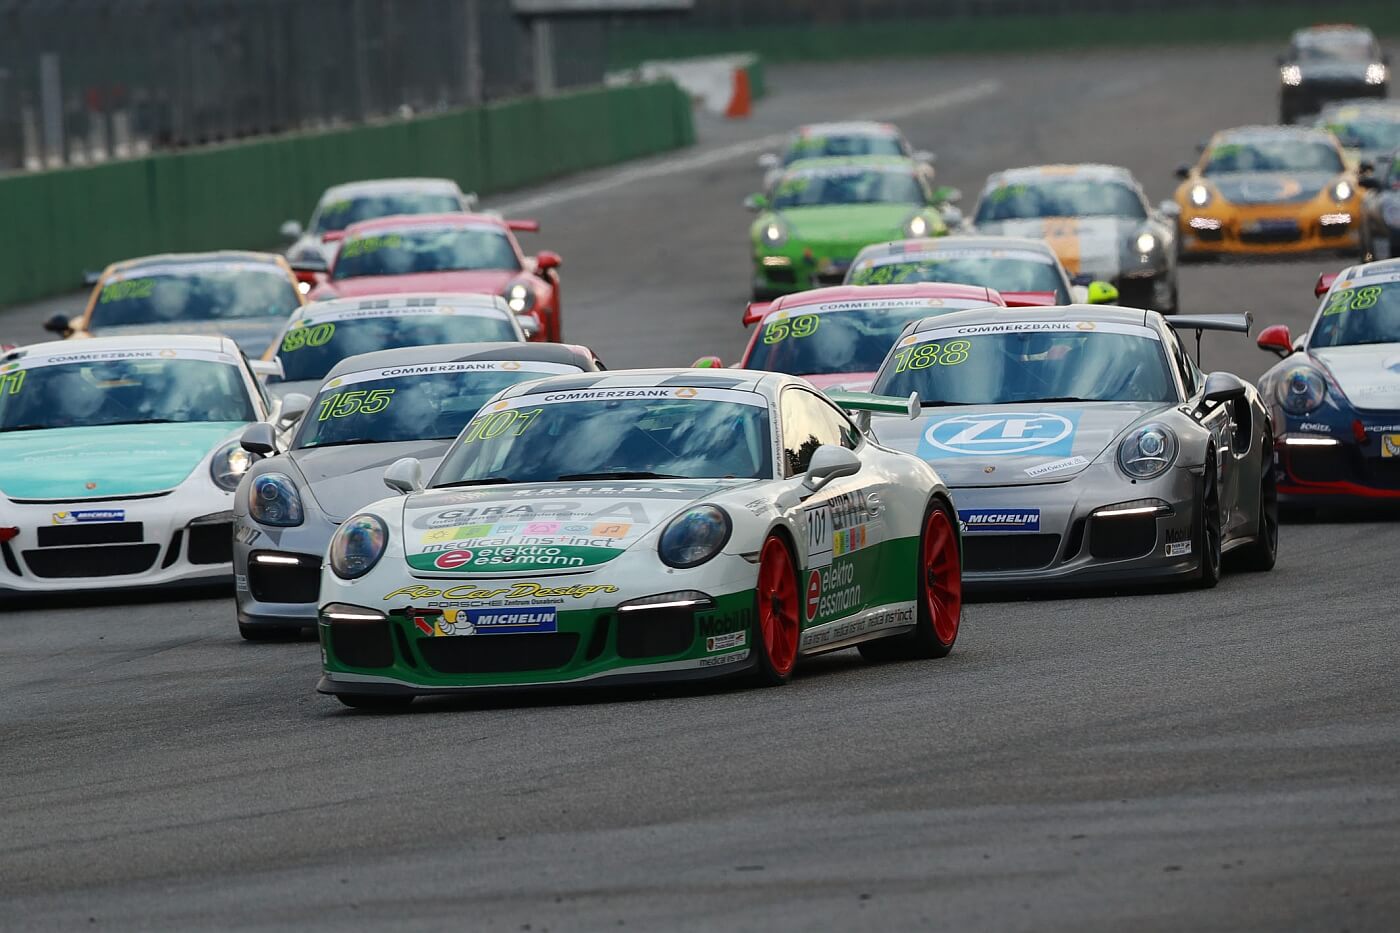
[
  {"x1": 1279, "y1": 366, "x2": 1326, "y2": 415},
  {"x1": 1281, "y1": 65, "x2": 1303, "y2": 86},
  {"x1": 904, "y1": 214, "x2": 931, "y2": 238},
  {"x1": 504, "y1": 281, "x2": 535, "y2": 314},
  {"x1": 1118, "y1": 423, "x2": 1178, "y2": 479},
  {"x1": 1320, "y1": 212, "x2": 1352, "y2": 226},
  {"x1": 249, "y1": 472, "x2": 304, "y2": 527},
  {"x1": 210, "y1": 441, "x2": 254, "y2": 492},
  {"x1": 1332, "y1": 180, "x2": 1354, "y2": 202},
  {"x1": 1135, "y1": 231, "x2": 1157, "y2": 254},
  {"x1": 1188, "y1": 217, "x2": 1222, "y2": 231},
  {"x1": 329, "y1": 513, "x2": 388, "y2": 580},
  {"x1": 1189, "y1": 184, "x2": 1212, "y2": 207},
  {"x1": 1366, "y1": 63, "x2": 1388, "y2": 85},
  {"x1": 658, "y1": 505, "x2": 732, "y2": 569},
  {"x1": 761, "y1": 219, "x2": 788, "y2": 247}
]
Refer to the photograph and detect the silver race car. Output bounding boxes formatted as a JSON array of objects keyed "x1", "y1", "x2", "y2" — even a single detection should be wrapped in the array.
[
  {"x1": 232, "y1": 342, "x2": 603, "y2": 639},
  {"x1": 861, "y1": 305, "x2": 1277, "y2": 588}
]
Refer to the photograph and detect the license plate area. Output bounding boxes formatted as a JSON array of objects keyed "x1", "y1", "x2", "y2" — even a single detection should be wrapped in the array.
[{"x1": 37, "y1": 522, "x2": 144, "y2": 547}]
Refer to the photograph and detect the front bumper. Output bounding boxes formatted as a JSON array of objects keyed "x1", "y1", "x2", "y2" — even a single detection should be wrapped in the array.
[
  {"x1": 950, "y1": 464, "x2": 1200, "y2": 589},
  {"x1": 1275, "y1": 424, "x2": 1400, "y2": 505},
  {"x1": 233, "y1": 515, "x2": 335, "y2": 630},
  {"x1": 752, "y1": 247, "x2": 856, "y2": 296},
  {"x1": 1281, "y1": 82, "x2": 1385, "y2": 117},
  {"x1": 0, "y1": 488, "x2": 235, "y2": 595},
  {"x1": 1178, "y1": 201, "x2": 1362, "y2": 257},
  {"x1": 317, "y1": 553, "x2": 760, "y2": 696}
]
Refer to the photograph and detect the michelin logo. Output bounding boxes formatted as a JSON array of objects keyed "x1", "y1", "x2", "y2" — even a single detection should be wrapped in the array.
[{"x1": 958, "y1": 509, "x2": 1041, "y2": 533}]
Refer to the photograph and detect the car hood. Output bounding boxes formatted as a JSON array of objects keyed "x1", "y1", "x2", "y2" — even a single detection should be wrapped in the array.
[
  {"x1": 1311, "y1": 344, "x2": 1400, "y2": 411},
  {"x1": 0, "y1": 421, "x2": 245, "y2": 500},
  {"x1": 778, "y1": 203, "x2": 918, "y2": 243},
  {"x1": 972, "y1": 216, "x2": 1135, "y2": 275},
  {"x1": 88, "y1": 319, "x2": 284, "y2": 356},
  {"x1": 291, "y1": 439, "x2": 454, "y2": 523},
  {"x1": 316, "y1": 270, "x2": 515, "y2": 299},
  {"x1": 399, "y1": 479, "x2": 752, "y2": 576},
  {"x1": 1208, "y1": 172, "x2": 1337, "y2": 205},
  {"x1": 871, "y1": 401, "x2": 1167, "y2": 487}
]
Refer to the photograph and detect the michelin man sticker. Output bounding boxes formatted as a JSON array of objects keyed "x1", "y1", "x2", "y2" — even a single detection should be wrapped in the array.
[{"x1": 919, "y1": 411, "x2": 1080, "y2": 459}]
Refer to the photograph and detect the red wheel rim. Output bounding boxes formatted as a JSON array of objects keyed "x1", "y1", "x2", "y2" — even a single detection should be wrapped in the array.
[
  {"x1": 923, "y1": 509, "x2": 961, "y2": 646},
  {"x1": 757, "y1": 537, "x2": 799, "y2": 676}
]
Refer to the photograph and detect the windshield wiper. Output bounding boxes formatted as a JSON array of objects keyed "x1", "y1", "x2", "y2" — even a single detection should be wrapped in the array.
[
  {"x1": 0, "y1": 424, "x2": 51, "y2": 432},
  {"x1": 304, "y1": 437, "x2": 380, "y2": 449},
  {"x1": 556, "y1": 471, "x2": 684, "y2": 481},
  {"x1": 918, "y1": 400, "x2": 970, "y2": 408},
  {"x1": 1027, "y1": 396, "x2": 1096, "y2": 403},
  {"x1": 112, "y1": 418, "x2": 180, "y2": 426},
  {"x1": 434, "y1": 476, "x2": 517, "y2": 488}
]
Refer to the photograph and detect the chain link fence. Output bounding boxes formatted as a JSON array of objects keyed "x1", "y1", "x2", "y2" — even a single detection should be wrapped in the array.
[{"x1": 0, "y1": 0, "x2": 609, "y2": 172}]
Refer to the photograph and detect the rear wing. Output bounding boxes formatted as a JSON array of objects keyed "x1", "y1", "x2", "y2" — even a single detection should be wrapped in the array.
[
  {"x1": 743, "y1": 301, "x2": 772, "y2": 327},
  {"x1": 825, "y1": 390, "x2": 920, "y2": 420},
  {"x1": 999, "y1": 291, "x2": 1057, "y2": 307},
  {"x1": 1166, "y1": 312, "x2": 1251, "y2": 363}
]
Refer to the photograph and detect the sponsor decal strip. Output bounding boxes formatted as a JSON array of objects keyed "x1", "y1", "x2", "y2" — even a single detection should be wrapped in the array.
[
  {"x1": 326, "y1": 360, "x2": 580, "y2": 389},
  {"x1": 8, "y1": 348, "x2": 241, "y2": 371},
  {"x1": 296, "y1": 302, "x2": 507, "y2": 324},
  {"x1": 800, "y1": 601, "x2": 917, "y2": 651},
  {"x1": 870, "y1": 248, "x2": 1056, "y2": 265},
  {"x1": 1024, "y1": 455, "x2": 1090, "y2": 477},
  {"x1": 482, "y1": 385, "x2": 767, "y2": 411},
  {"x1": 904, "y1": 320, "x2": 1159, "y2": 343}
]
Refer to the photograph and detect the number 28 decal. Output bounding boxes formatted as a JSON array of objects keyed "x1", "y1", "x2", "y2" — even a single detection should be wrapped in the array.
[{"x1": 1324, "y1": 286, "x2": 1383, "y2": 316}]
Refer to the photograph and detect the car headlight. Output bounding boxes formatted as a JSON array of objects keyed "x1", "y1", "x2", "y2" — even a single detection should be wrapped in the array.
[
  {"x1": 329, "y1": 513, "x2": 388, "y2": 580},
  {"x1": 1118, "y1": 423, "x2": 1178, "y2": 480},
  {"x1": 904, "y1": 214, "x2": 932, "y2": 238},
  {"x1": 210, "y1": 441, "x2": 253, "y2": 492},
  {"x1": 249, "y1": 472, "x2": 304, "y2": 527},
  {"x1": 760, "y1": 218, "x2": 788, "y2": 248},
  {"x1": 658, "y1": 505, "x2": 732, "y2": 569},
  {"x1": 503, "y1": 280, "x2": 536, "y2": 314},
  {"x1": 1366, "y1": 63, "x2": 1388, "y2": 85},
  {"x1": 1281, "y1": 65, "x2": 1303, "y2": 86},
  {"x1": 1332, "y1": 180, "x2": 1354, "y2": 202},
  {"x1": 1135, "y1": 231, "x2": 1157, "y2": 254},
  {"x1": 1279, "y1": 366, "x2": 1327, "y2": 415},
  {"x1": 1189, "y1": 184, "x2": 1212, "y2": 208}
]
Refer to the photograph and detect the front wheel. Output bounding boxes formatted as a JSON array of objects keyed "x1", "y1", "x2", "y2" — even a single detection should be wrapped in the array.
[
  {"x1": 751, "y1": 534, "x2": 800, "y2": 686},
  {"x1": 1197, "y1": 455, "x2": 1223, "y2": 588},
  {"x1": 859, "y1": 501, "x2": 962, "y2": 662},
  {"x1": 1231, "y1": 451, "x2": 1279, "y2": 572}
]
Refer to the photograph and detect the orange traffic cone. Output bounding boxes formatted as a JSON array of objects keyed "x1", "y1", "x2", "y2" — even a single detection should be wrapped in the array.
[{"x1": 725, "y1": 66, "x2": 752, "y2": 119}]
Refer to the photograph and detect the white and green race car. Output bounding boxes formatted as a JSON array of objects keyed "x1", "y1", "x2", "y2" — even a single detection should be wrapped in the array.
[{"x1": 315, "y1": 369, "x2": 962, "y2": 709}]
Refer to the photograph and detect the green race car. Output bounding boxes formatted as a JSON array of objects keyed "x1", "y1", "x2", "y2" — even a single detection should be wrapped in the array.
[{"x1": 747, "y1": 157, "x2": 956, "y2": 299}]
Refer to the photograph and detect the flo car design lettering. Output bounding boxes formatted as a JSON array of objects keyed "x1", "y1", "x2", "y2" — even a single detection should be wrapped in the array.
[{"x1": 385, "y1": 582, "x2": 619, "y2": 605}]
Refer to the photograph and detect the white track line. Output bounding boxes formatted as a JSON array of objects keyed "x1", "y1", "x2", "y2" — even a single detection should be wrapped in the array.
[{"x1": 494, "y1": 79, "x2": 1002, "y2": 215}]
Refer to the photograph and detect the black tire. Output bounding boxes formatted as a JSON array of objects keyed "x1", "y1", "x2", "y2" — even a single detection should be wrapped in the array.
[
  {"x1": 239, "y1": 623, "x2": 301, "y2": 642},
  {"x1": 336, "y1": 693, "x2": 414, "y2": 712},
  {"x1": 1232, "y1": 451, "x2": 1279, "y2": 572},
  {"x1": 859, "y1": 500, "x2": 961, "y2": 662},
  {"x1": 1197, "y1": 453, "x2": 1223, "y2": 589}
]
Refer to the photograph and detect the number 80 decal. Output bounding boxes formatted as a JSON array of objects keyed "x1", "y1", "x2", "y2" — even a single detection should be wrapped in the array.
[{"x1": 282, "y1": 322, "x2": 336, "y2": 353}]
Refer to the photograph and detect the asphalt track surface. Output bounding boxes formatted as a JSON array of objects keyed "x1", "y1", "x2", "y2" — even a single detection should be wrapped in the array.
[{"x1": 3, "y1": 45, "x2": 1399, "y2": 932}]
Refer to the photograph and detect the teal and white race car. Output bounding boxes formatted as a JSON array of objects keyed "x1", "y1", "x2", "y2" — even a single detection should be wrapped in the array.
[
  {"x1": 315, "y1": 369, "x2": 962, "y2": 709},
  {"x1": 0, "y1": 336, "x2": 291, "y2": 596}
]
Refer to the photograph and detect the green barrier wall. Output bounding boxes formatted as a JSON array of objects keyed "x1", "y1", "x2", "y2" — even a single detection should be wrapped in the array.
[
  {"x1": 0, "y1": 81, "x2": 694, "y2": 307},
  {"x1": 607, "y1": 2, "x2": 1400, "y2": 66}
]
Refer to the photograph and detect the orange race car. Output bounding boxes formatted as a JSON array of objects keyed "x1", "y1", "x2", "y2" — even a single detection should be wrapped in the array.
[{"x1": 1173, "y1": 125, "x2": 1365, "y2": 259}]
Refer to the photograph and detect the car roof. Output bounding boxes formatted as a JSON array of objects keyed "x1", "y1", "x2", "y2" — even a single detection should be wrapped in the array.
[
  {"x1": 1213, "y1": 125, "x2": 1338, "y2": 144},
  {"x1": 494, "y1": 367, "x2": 798, "y2": 401},
  {"x1": 906, "y1": 303, "x2": 1153, "y2": 335},
  {"x1": 322, "y1": 342, "x2": 597, "y2": 381},
  {"x1": 796, "y1": 121, "x2": 900, "y2": 138},
  {"x1": 109, "y1": 251, "x2": 286, "y2": 274},
  {"x1": 781, "y1": 155, "x2": 917, "y2": 172},
  {"x1": 767, "y1": 283, "x2": 1004, "y2": 313},
  {"x1": 1333, "y1": 257, "x2": 1400, "y2": 281},
  {"x1": 320, "y1": 178, "x2": 463, "y2": 201},
  {"x1": 290, "y1": 292, "x2": 515, "y2": 320},
  {"x1": 341, "y1": 212, "x2": 507, "y2": 235},
  {"x1": 3, "y1": 333, "x2": 240, "y2": 360},
  {"x1": 1293, "y1": 24, "x2": 1375, "y2": 41},
  {"x1": 985, "y1": 163, "x2": 1136, "y2": 186},
  {"x1": 855, "y1": 235, "x2": 1059, "y2": 260}
]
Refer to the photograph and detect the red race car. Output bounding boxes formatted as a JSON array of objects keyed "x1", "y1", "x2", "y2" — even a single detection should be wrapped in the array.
[
  {"x1": 300, "y1": 213, "x2": 562, "y2": 341},
  {"x1": 696, "y1": 283, "x2": 1054, "y2": 391}
]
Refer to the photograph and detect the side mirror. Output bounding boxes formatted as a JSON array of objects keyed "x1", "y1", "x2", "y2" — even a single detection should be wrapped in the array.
[
  {"x1": 535, "y1": 250, "x2": 562, "y2": 272},
  {"x1": 1202, "y1": 371, "x2": 1248, "y2": 406},
  {"x1": 939, "y1": 205, "x2": 964, "y2": 228},
  {"x1": 384, "y1": 457, "x2": 424, "y2": 495},
  {"x1": 1086, "y1": 281, "x2": 1120, "y2": 305},
  {"x1": 757, "y1": 153, "x2": 780, "y2": 170},
  {"x1": 516, "y1": 314, "x2": 541, "y2": 339},
  {"x1": 744, "y1": 193, "x2": 769, "y2": 212},
  {"x1": 1314, "y1": 271, "x2": 1339, "y2": 298},
  {"x1": 240, "y1": 422, "x2": 277, "y2": 456},
  {"x1": 802, "y1": 445, "x2": 862, "y2": 493},
  {"x1": 278, "y1": 392, "x2": 311, "y2": 426},
  {"x1": 42, "y1": 314, "x2": 72, "y2": 336},
  {"x1": 279, "y1": 220, "x2": 303, "y2": 242},
  {"x1": 1174, "y1": 164, "x2": 1192, "y2": 180},
  {"x1": 693, "y1": 355, "x2": 724, "y2": 368},
  {"x1": 1157, "y1": 199, "x2": 1182, "y2": 218},
  {"x1": 1256, "y1": 324, "x2": 1294, "y2": 357}
]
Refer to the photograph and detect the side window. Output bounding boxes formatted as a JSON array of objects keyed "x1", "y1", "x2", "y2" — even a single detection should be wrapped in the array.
[
  {"x1": 780, "y1": 389, "x2": 857, "y2": 476},
  {"x1": 1165, "y1": 329, "x2": 1195, "y2": 396}
]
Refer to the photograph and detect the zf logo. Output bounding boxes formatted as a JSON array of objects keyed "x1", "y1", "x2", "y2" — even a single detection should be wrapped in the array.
[{"x1": 923, "y1": 412, "x2": 1078, "y2": 457}]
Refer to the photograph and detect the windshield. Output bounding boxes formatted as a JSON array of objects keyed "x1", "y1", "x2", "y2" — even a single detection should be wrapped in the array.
[
  {"x1": 849, "y1": 252, "x2": 1070, "y2": 304},
  {"x1": 873, "y1": 325, "x2": 1175, "y2": 404},
  {"x1": 1295, "y1": 35, "x2": 1375, "y2": 62},
  {"x1": 785, "y1": 134, "x2": 904, "y2": 164},
  {"x1": 1202, "y1": 140, "x2": 1344, "y2": 175},
  {"x1": 432, "y1": 391, "x2": 773, "y2": 485},
  {"x1": 311, "y1": 193, "x2": 462, "y2": 234},
  {"x1": 332, "y1": 227, "x2": 520, "y2": 279},
  {"x1": 0, "y1": 355, "x2": 254, "y2": 431},
  {"x1": 1311, "y1": 278, "x2": 1400, "y2": 348},
  {"x1": 295, "y1": 362, "x2": 579, "y2": 449},
  {"x1": 771, "y1": 167, "x2": 925, "y2": 209},
  {"x1": 88, "y1": 266, "x2": 300, "y2": 328},
  {"x1": 745, "y1": 300, "x2": 991, "y2": 376},
  {"x1": 273, "y1": 312, "x2": 520, "y2": 383},
  {"x1": 1323, "y1": 119, "x2": 1400, "y2": 151},
  {"x1": 975, "y1": 179, "x2": 1146, "y2": 221}
]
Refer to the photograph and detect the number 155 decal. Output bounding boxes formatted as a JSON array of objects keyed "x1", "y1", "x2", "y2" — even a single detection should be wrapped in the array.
[{"x1": 804, "y1": 503, "x2": 833, "y2": 568}]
